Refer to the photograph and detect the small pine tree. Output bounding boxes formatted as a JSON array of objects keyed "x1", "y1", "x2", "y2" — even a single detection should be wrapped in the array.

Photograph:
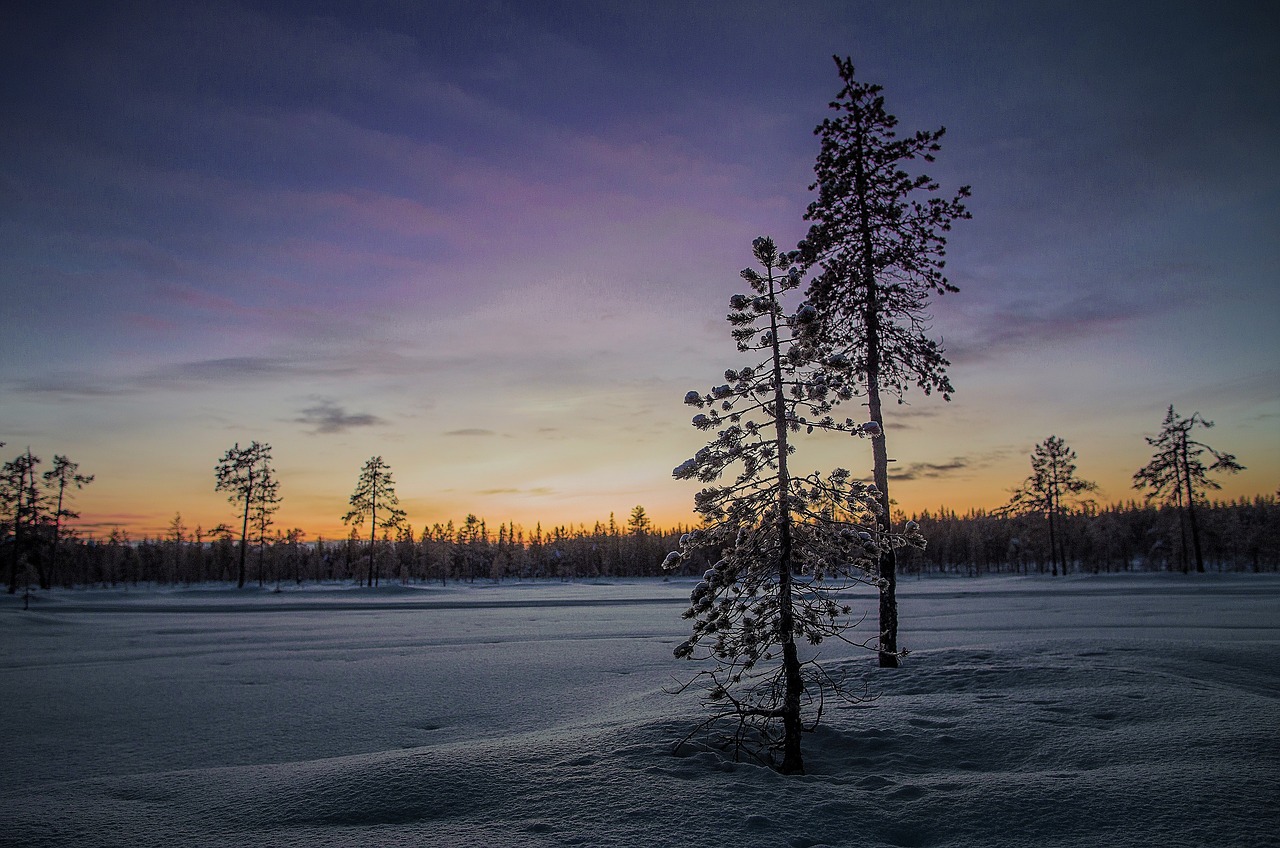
[
  {"x1": 666, "y1": 237, "x2": 920, "y2": 774},
  {"x1": 343, "y1": 456, "x2": 406, "y2": 587},
  {"x1": 627, "y1": 505, "x2": 652, "y2": 536},
  {"x1": 999, "y1": 436, "x2": 1097, "y2": 576}
]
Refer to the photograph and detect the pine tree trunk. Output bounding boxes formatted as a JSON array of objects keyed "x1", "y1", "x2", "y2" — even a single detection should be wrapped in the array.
[
  {"x1": 776, "y1": 501, "x2": 804, "y2": 773},
  {"x1": 7, "y1": 478, "x2": 21, "y2": 594},
  {"x1": 769, "y1": 266, "x2": 805, "y2": 775},
  {"x1": 1047, "y1": 505, "x2": 1059, "y2": 577},
  {"x1": 237, "y1": 474, "x2": 251, "y2": 589},
  {"x1": 868, "y1": 383, "x2": 899, "y2": 667},
  {"x1": 368, "y1": 490, "x2": 377, "y2": 588},
  {"x1": 1180, "y1": 437, "x2": 1206, "y2": 573},
  {"x1": 850, "y1": 118, "x2": 900, "y2": 668},
  {"x1": 1173, "y1": 477, "x2": 1190, "y2": 573},
  {"x1": 49, "y1": 482, "x2": 66, "y2": 589}
]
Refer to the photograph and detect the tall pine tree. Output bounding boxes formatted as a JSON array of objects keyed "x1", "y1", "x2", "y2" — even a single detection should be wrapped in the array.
[{"x1": 799, "y1": 56, "x2": 970, "y2": 667}]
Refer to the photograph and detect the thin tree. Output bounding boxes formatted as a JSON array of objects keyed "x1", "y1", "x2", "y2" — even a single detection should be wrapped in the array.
[
  {"x1": 214, "y1": 441, "x2": 278, "y2": 589},
  {"x1": 42, "y1": 455, "x2": 93, "y2": 588},
  {"x1": 342, "y1": 456, "x2": 406, "y2": 587},
  {"x1": 1000, "y1": 436, "x2": 1097, "y2": 576},
  {"x1": 667, "y1": 236, "x2": 909, "y2": 774},
  {"x1": 252, "y1": 472, "x2": 281, "y2": 587},
  {"x1": 798, "y1": 56, "x2": 971, "y2": 666},
  {"x1": 1134, "y1": 406, "x2": 1244, "y2": 573},
  {"x1": 3, "y1": 448, "x2": 45, "y2": 594},
  {"x1": 165, "y1": 512, "x2": 187, "y2": 584}
]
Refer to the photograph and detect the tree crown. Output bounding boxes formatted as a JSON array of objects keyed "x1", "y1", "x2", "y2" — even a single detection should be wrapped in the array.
[
  {"x1": 799, "y1": 55, "x2": 970, "y2": 402},
  {"x1": 1133, "y1": 406, "x2": 1245, "y2": 505}
]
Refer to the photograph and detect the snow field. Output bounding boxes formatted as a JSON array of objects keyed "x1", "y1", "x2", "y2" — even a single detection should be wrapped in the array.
[{"x1": 2, "y1": 575, "x2": 1278, "y2": 847}]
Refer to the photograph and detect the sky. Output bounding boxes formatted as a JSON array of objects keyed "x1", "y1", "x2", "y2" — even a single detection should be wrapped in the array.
[{"x1": 2, "y1": 0, "x2": 1277, "y2": 540}]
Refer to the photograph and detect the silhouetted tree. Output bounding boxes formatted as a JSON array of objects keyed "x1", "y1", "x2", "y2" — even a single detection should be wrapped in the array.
[
  {"x1": 2, "y1": 448, "x2": 44, "y2": 594},
  {"x1": 165, "y1": 512, "x2": 187, "y2": 584},
  {"x1": 251, "y1": 472, "x2": 281, "y2": 587},
  {"x1": 1000, "y1": 436, "x2": 1097, "y2": 576},
  {"x1": 667, "y1": 237, "x2": 899, "y2": 774},
  {"x1": 1134, "y1": 406, "x2": 1244, "y2": 573},
  {"x1": 342, "y1": 456, "x2": 406, "y2": 587},
  {"x1": 627, "y1": 505, "x2": 651, "y2": 536},
  {"x1": 798, "y1": 56, "x2": 970, "y2": 666},
  {"x1": 214, "y1": 441, "x2": 278, "y2": 588},
  {"x1": 42, "y1": 455, "x2": 93, "y2": 588}
]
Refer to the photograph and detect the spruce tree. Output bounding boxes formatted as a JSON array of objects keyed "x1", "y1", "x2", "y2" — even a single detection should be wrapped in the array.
[
  {"x1": 666, "y1": 237, "x2": 917, "y2": 774},
  {"x1": 798, "y1": 56, "x2": 970, "y2": 666}
]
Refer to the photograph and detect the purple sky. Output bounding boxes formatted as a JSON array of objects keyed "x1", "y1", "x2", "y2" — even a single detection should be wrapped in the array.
[{"x1": 2, "y1": 1, "x2": 1277, "y2": 537}]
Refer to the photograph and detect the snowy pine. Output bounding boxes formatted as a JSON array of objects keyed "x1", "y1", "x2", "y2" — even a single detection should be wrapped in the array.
[{"x1": 666, "y1": 236, "x2": 919, "y2": 774}]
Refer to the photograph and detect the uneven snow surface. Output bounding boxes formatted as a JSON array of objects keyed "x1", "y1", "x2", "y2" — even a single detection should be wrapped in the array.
[{"x1": 2, "y1": 575, "x2": 1278, "y2": 847}]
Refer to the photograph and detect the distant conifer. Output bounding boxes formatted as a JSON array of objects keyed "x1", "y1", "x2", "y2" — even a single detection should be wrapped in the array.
[{"x1": 1134, "y1": 407, "x2": 1244, "y2": 573}]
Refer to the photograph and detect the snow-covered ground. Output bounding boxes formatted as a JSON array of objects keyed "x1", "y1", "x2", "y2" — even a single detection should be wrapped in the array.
[{"x1": 2, "y1": 574, "x2": 1278, "y2": 847}]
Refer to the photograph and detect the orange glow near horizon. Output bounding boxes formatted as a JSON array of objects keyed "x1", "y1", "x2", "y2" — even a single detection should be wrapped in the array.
[{"x1": 66, "y1": 460, "x2": 1277, "y2": 542}]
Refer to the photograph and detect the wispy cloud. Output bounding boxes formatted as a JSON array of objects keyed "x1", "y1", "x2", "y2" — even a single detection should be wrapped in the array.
[
  {"x1": 295, "y1": 399, "x2": 385, "y2": 435},
  {"x1": 944, "y1": 293, "x2": 1157, "y2": 364},
  {"x1": 11, "y1": 374, "x2": 124, "y2": 398},
  {"x1": 888, "y1": 448, "x2": 1013, "y2": 482},
  {"x1": 444, "y1": 428, "x2": 497, "y2": 437},
  {"x1": 12, "y1": 356, "x2": 359, "y2": 399},
  {"x1": 889, "y1": 458, "x2": 971, "y2": 482},
  {"x1": 478, "y1": 486, "x2": 554, "y2": 496}
]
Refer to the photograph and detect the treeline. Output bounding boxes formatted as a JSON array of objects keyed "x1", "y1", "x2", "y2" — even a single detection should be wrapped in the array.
[
  {"x1": 12, "y1": 511, "x2": 705, "y2": 590},
  {"x1": 897, "y1": 495, "x2": 1280, "y2": 576},
  {"x1": 6, "y1": 496, "x2": 1278, "y2": 591}
]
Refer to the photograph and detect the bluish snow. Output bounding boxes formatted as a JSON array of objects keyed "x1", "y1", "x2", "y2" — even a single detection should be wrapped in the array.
[{"x1": 2, "y1": 574, "x2": 1277, "y2": 847}]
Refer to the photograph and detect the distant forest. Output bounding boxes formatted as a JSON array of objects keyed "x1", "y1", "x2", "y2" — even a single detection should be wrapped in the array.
[{"x1": 7, "y1": 496, "x2": 1279, "y2": 592}]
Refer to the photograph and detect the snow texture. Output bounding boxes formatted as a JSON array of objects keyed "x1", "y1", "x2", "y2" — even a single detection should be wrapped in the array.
[{"x1": 2, "y1": 575, "x2": 1278, "y2": 847}]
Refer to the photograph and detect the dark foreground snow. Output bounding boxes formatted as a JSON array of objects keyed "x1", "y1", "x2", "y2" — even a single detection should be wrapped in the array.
[{"x1": 2, "y1": 575, "x2": 1278, "y2": 847}]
